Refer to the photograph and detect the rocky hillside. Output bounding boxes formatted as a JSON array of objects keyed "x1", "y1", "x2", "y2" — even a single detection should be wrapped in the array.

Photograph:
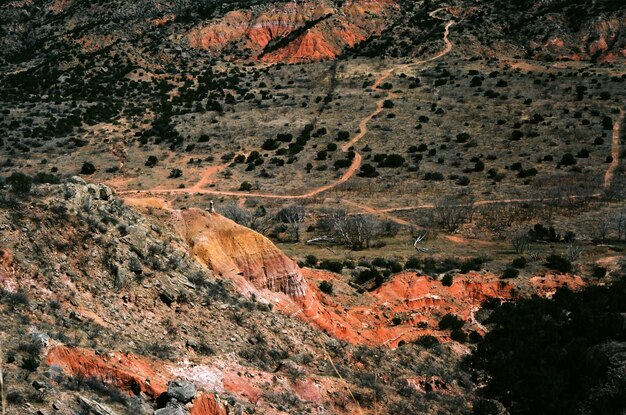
[
  {"x1": 1, "y1": 0, "x2": 623, "y2": 67},
  {"x1": 0, "y1": 179, "x2": 594, "y2": 414},
  {"x1": 0, "y1": 180, "x2": 480, "y2": 414}
]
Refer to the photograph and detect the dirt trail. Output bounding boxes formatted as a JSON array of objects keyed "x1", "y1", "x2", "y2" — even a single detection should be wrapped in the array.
[
  {"x1": 119, "y1": 12, "x2": 457, "y2": 205},
  {"x1": 604, "y1": 108, "x2": 624, "y2": 189}
]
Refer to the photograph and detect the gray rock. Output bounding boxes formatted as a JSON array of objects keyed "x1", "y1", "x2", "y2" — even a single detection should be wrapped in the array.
[
  {"x1": 153, "y1": 407, "x2": 187, "y2": 415},
  {"x1": 68, "y1": 176, "x2": 87, "y2": 185},
  {"x1": 98, "y1": 185, "x2": 113, "y2": 200},
  {"x1": 167, "y1": 380, "x2": 196, "y2": 403}
]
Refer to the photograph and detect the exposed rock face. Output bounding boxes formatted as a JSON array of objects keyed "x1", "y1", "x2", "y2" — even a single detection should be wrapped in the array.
[
  {"x1": 186, "y1": 0, "x2": 398, "y2": 63},
  {"x1": 174, "y1": 208, "x2": 307, "y2": 298},
  {"x1": 46, "y1": 346, "x2": 169, "y2": 398},
  {"x1": 167, "y1": 380, "x2": 196, "y2": 404},
  {"x1": 279, "y1": 270, "x2": 585, "y2": 347},
  {"x1": 190, "y1": 394, "x2": 228, "y2": 415}
]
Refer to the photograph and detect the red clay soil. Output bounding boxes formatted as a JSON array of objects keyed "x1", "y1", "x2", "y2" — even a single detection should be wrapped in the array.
[
  {"x1": 282, "y1": 270, "x2": 585, "y2": 348},
  {"x1": 46, "y1": 345, "x2": 169, "y2": 398},
  {"x1": 46, "y1": 346, "x2": 230, "y2": 414},
  {"x1": 190, "y1": 393, "x2": 228, "y2": 415}
]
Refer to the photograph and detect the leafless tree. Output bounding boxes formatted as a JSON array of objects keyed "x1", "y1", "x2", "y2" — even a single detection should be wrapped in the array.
[
  {"x1": 434, "y1": 195, "x2": 476, "y2": 232},
  {"x1": 511, "y1": 230, "x2": 531, "y2": 254},
  {"x1": 276, "y1": 205, "x2": 307, "y2": 242},
  {"x1": 221, "y1": 203, "x2": 273, "y2": 235},
  {"x1": 615, "y1": 211, "x2": 626, "y2": 241},
  {"x1": 412, "y1": 229, "x2": 428, "y2": 252},
  {"x1": 596, "y1": 220, "x2": 611, "y2": 244},
  {"x1": 325, "y1": 209, "x2": 379, "y2": 250},
  {"x1": 479, "y1": 203, "x2": 524, "y2": 233},
  {"x1": 565, "y1": 243, "x2": 584, "y2": 263}
]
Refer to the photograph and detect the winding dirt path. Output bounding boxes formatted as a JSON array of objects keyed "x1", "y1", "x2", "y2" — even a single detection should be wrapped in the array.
[
  {"x1": 119, "y1": 12, "x2": 456, "y2": 204},
  {"x1": 604, "y1": 108, "x2": 624, "y2": 189}
]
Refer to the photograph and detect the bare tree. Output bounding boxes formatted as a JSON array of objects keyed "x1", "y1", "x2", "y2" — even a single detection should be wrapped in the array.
[
  {"x1": 565, "y1": 243, "x2": 584, "y2": 263},
  {"x1": 412, "y1": 229, "x2": 428, "y2": 252},
  {"x1": 435, "y1": 195, "x2": 475, "y2": 232},
  {"x1": 325, "y1": 209, "x2": 379, "y2": 250},
  {"x1": 221, "y1": 203, "x2": 273, "y2": 235},
  {"x1": 511, "y1": 230, "x2": 531, "y2": 254},
  {"x1": 597, "y1": 220, "x2": 611, "y2": 244},
  {"x1": 276, "y1": 205, "x2": 307, "y2": 242},
  {"x1": 616, "y1": 211, "x2": 626, "y2": 241}
]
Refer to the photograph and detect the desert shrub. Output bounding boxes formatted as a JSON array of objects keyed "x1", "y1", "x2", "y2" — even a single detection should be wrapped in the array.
[
  {"x1": 415, "y1": 335, "x2": 439, "y2": 348},
  {"x1": 529, "y1": 224, "x2": 560, "y2": 242},
  {"x1": 315, "y1": 150, "x2": 327, "y2": 160},
  {"x1": 334, "y1": 158, "x2": 352, "y2": 169},
  {"x1": 591, "y1": 266, "x2": 607, "y2": 279},
  {"x1": 558, "y1": 153, "x2": 576, "y2": 167},
  {"x1": 424, "y1": 172, "x2": 444, "y2": 181},
  {"x1": 355, "y1": 268, "x2": 381, "y2": 284},
  {"x1": 461, "y1": 257, "x2": 485, "y2": 273},
  {"x1": 168, "y1": 168, "x2": 182, "y2": 178},
  {"x1": 545, "y1": 254, "x2": 572, "y2": 273},
  {"x1": 405, "y1": 256, "x2": 421, "y2": 269},
  {"x1": 1, "y1": 289, "x2": 29, "y2": 307},
  {"x1": 319, "y1": 281, "x2": 334, "y2": 295},
  {"x1": 80, "y1": 162, "x2": 96, "y2": 175},
  {"x1": 239, "y1": 181, "x2": 252, "y2": 191},
  {"x1": 318, "y1": 260, "x2": 343, "y2": 273},
  {"x1": 378, "y1": 154, "x2": 405, "y2": 168},
  {"x1": 6, "y1": 172, "x2": 32, "y2": 193},
  {"x1": 304, "y1": 255, "x2": 318, "y2": 267},
  {"x1": 145, "y1": 156, "x2": 158, "y2": 167},
  {"x1": 441, "y1": 274, "x2": 454, "y2": 286},
  {"x1": 517, "y1": 168, "x2": 538, "y2": 178},
  {"x1": 456, "y1": 176, "x2": 471, "y2": 186},
  {"x1": 502, "y1": 267, "x2": 519, "y2": 279},
  {"x1": 451, "y1": 329, "x2": 467, "y2": 343},
  {"x1": 511, "y1": 257, "x2": 527, "y2": 269},
  {"x1": 382, "y1": 99, "x2": 394, "y2": 108},
  {"x1": 20, "y1": 355, "x2": 40, "y2": 372},
  {"x1": 358, "y1": 164, "x2": 379, "y2": 178},
  {"x1": 262, "y1": 138, "x2": 279, "y2": 150},
  {"x1": 438, "y1": 314, "x2": 465, "y2": 330},
  {"x1": 33, "y1": 172, "x2": 60, "y2": 184}
]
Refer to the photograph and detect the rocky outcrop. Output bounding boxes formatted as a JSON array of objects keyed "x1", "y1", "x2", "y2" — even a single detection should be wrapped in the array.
[
  {"x1": 174, "y1": 209, "x2": 307, "y2": 298},
  {"x1": 280, "y1": 270, "x2": 585, "y2": 348},
  {"x1": 167, "y1": 380, "x2": 196, "y2": 403},
  {"x1": 186, "y1": 0, "x2": 398, "y2": 63},
  {"x1": 46, "y1": 346, "x2": 169, "y2": 398},
  {"x1": 190, "y1": 394, "x2": 228, "y2": 415}
]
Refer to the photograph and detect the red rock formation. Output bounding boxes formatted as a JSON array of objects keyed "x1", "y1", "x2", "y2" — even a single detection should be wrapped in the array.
[
  {"x1": 186, "y1": 0, "x2": 398, "y2": 63},
  {"x1": 279, "y1": 270, "x2": 585, "y2": 348},
  {"x1": 174, "y1": 209, "x2": 307, "y2": 298},
  {"x1": 46, "y1": 346, "x2": 169, "y2": 398},
  {"x1": 190, "y1": 393, "x2": 228, "y2": 415}
]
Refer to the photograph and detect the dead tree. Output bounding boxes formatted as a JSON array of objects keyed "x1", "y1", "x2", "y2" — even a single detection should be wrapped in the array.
[
  {"x1": 276, "y1": 205, "x2": 307, "y2": 242},
  {"x1": 326, "y1": 209, "x2": 379, "y2": 250},
  {"x1": 435, "y1": 195, "x2": 475, "y2": 232},
  {"x1": 596, "y1": 220, "x2": 611, "y2": 244},
  {"x1": 616, "y1": 211, "x2": 626, "y2": 241},
  {"x1": 511, "y1": 230, "x2": 531, "y2": 254},
  {"x1": 412, "y1": 230, "x2": 428, "y2": 252},
  {"x1": 222, "y1": 203, "x2": 273, "y2": 235}
]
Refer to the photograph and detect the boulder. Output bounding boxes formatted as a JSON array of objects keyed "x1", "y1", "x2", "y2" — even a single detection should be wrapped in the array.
[
  {"x1": 167, "y1": 380, "x2": 196, "y2": 403},
  {"x1": 154, "y1": 407, "x2": 187, "y2": 415}
]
